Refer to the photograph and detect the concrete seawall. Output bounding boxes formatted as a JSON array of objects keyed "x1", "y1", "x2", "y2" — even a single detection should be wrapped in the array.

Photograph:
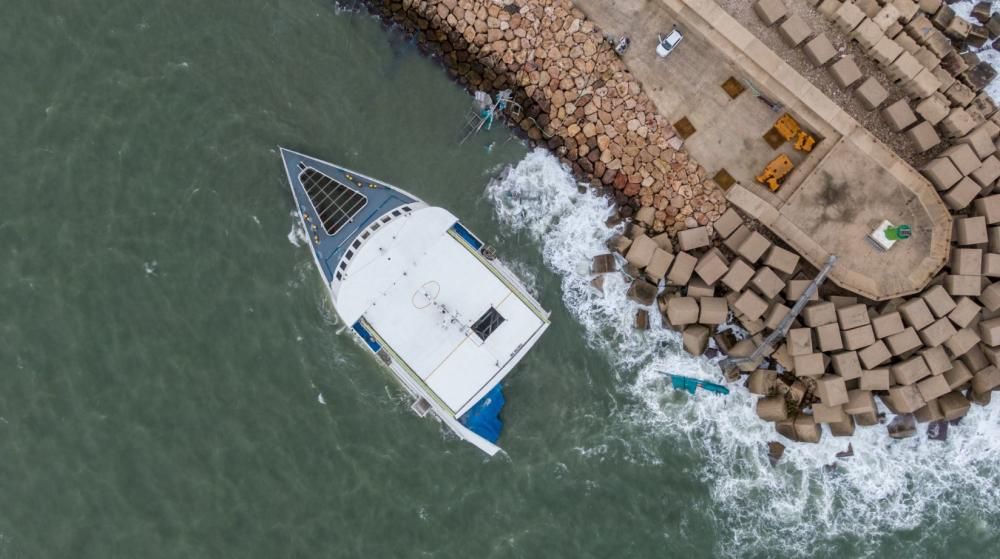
[{"x1": 364, "y1": 0, "x2": 727, "y2": 233}]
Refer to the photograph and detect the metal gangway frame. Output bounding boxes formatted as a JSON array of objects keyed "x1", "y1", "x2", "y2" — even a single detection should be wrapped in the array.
[
  {"x1": 460, "y1": 89, "x2": 522, "y2": 144},
  {"x1": 718, "y1": 255, "x2": 838, "y2": 374}
]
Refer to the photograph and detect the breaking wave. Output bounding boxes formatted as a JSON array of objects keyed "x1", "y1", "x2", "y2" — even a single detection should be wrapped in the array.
[{"x1": 485, "y1": 148, "x2": 1000, "y2": 557}]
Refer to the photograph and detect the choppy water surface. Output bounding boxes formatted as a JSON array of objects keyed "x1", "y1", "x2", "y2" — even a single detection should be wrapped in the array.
[{"x1": 1, "y1": 1, "x2": 999, "y2": 558}]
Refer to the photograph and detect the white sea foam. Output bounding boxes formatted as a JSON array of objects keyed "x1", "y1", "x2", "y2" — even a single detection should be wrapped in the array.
[
  {"x1": 486, "y1": 148, "x2": 1000, "y2": 556},
  {"x1": 287, "y1": 211, "x2": 307, "y2": 247}
]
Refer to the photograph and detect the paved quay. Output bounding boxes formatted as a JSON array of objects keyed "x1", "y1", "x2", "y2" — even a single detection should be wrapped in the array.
[{"x1": 575, "y1": 0, "x2": 951, "y2": 300}]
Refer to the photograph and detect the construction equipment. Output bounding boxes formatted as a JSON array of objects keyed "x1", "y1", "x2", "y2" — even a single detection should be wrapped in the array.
[
  {"x1": 794, "y1": 131, "x2": 815, "y2": 152},
  {"x1": 769, "y1": 113, "x2": 817, "y2": 153},
  {"x1": 756, "y1": 153, "x2": 794, "y2": 191}
]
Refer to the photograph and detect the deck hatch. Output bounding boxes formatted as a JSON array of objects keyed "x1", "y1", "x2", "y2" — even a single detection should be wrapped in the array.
[
  {"x1": 298, "y1": 167, "x2": 368, "y2": 236},
  {"x1": 471, "y1": 307, "x2": 505, "y2": 341}
]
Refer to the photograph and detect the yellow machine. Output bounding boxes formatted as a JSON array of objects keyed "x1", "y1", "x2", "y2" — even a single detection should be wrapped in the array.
[
  {"x1": 772, "y1": 113, "x2": 816, "y2": 153},
  {"x1": 756, "y1": 154, "x2": 794, "y2": 192}
]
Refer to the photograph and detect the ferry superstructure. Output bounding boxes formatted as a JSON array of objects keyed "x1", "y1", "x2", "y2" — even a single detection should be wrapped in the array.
[{"x1": 280, "y1": 148, "x2": 550, "y2": 455}]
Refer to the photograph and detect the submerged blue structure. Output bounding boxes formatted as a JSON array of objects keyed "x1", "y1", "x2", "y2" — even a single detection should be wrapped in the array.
[{"x1": 459, "y1": 385, "x2": 505, "y2": 443}]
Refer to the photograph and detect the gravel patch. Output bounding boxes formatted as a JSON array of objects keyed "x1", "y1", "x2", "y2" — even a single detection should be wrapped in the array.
[{"x1": 717, "y1": 0, "x2": 942, "y2": 168}]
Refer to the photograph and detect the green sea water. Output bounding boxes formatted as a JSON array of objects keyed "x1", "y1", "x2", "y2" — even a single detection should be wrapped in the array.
[{"x1": 2, "y1": 1, "x2": 999, "y2": 558}]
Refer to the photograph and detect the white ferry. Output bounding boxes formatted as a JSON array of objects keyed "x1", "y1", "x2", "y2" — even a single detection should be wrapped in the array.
[{"x1": 280, "y1": 148, "x2": 550, "y2": 455}]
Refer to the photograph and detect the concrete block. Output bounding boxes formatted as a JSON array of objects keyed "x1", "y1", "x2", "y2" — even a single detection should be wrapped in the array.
[
  {"x1": 870, "y1": 35, "x2": 904, "y2": 67},
  {"x1": 943, "y1": 143, "x2": 982, "y2": 176},
  {"x1": 974, "y1": 194, "x2": 1000, "y2": 224},
  {"x1": 667, "y1": 297, "x2": 699, "y2": 326},
  {"x1": 831, "y1": 350, "x2": 862, "y2": 380},
  {"x1": 723, "y1": 224, "x2": 751, "y2": 253},
  {"x1": 627, "y1": 279, "x2": 658, "y2": 305},
  {"x1": 956, "y1": 216, "x2": 988, "y2": 245},
  {"x1": 754, "y1": 0, "x2": 788, "y2": 26},
  {"x1": 794, "y1": 352, "x2": 827, "y2": 377},
  {"x1": 884, "y1": 384, "x2": 926, "y2": 413},
  {"x1": 945, "y1": 81, "x2": 976, "y2": 108},
  {"x1": 940, "y1": 107, "x2": 978, "y2": 139},
  {"x1": 734, "y1": 290, "x2": 769, "y2": 321},
  {"x1": 984, "y1": 253, "x2": 1000, "y2": 277},
  {"x1": 817, "y1": 0, "x2": 842, "y2": 17},
  {"x1": 906, "y1": 120, "x2": 941, "y2": 151},
  {"x1": 834, "y1": 1, "x2": 866, "y2": 31},
  {"x1": 844, "y1": 389, "x2": 877, "y2": 415},
  {"x1": 990, "y1": 226, "x2": 1000, "y2": 253},
  {"x1": 677, "y1": 226, "x2": 710, "y2": 252},
  {"x1": 921, "y1": 157, "x2": 961, "y2": 190},
  {"x1": 917, "y1": 0, "x2": 941, "y2": 15},
  {"x1": 813, "y1": 402, "x2": 849, "y2": 424},
  {"x1": 873, "y1": 5, "x2": 901, "y2": 30},
  {"x1": 695, "y1": 250, "x2": 729, "y2": 286},
  {"x1": 919, "y1": 316, "x2": 958, "y2": 347},
  {"x1": 903, "y1": 68, "x2": 942, "y2": 99},
  {"x1": 683, "y1": 324, "x2": 711, "y2": 355},
  {"x1": 756, "y1": 395, "x2": 789, "y2": 421},
  {"x1": 803, "y1": 301, "x2": 838, "y2": 327},
  {"x1": 816, "y1": 322, "x2": 844, "y2": 352},
  {"x1": 699, "y1": 296, "x2": 728, "y2": 325},
  {"x1": 972, "y1": 364, "x2": 1000, "y2": 392},
  {"x1": 958, "y1": 127, "x2": 996, "y2": 160},
  {"x1": 943, "y1": 14, "x2": 971, "y2": 40},
  {"x1": 914, "y1": 93, "x2": 951, "y2": 124},
  {"x1": 917, "y1": 373, "x2": 950, "y2": 401},
  {"x1": 948, "y1": 297, "x2": 981, "y2": 328},
  {"x1": 788, "y1": 327, "x2": 814, "y2": 356},
  {"x1": 667, "y1": 251, "x2": 697, "y2": 286},
  {"x1": 779, "y1": 14, "x2": 812, "y2": 47},
  {"x1": 816, "y1": 374, "x2": 850, "y2": 406},
  {"x1": 872, "y1": 312, "x2": 905, "y2": 338},
  {"x1": 950, "y1": 248, "x2": 983, "y2": 277},
  {"x1": 785, "y1": 280, "x2": 820, "y2": 302},
  {"x1": 923, "y1": 284, "x2": 957, "y2": 316},
  {"x1": 944, "y1": 361, "x2": 972, "y2": 390},
  {"x1": 650, "y1": 232, "x2": 673, "y2": 252},
  {"x1": 752, "y1": 266, "x2": 785, "y2": 300},
  {"x1": 938, "y1": 391, "x2": 971, "y2": 420},
  {"x1": 942, "y1": 177, "x2": 982, "y2": 210},
  {"x1": 920, "y1": 345, "x2": 953, "y2": 375},
  {"x1": 851, "y1": 18, "x2": 884, "y2": 49},
  {"x1": 721, "y1": 258, "x2": 755, "y2": 291},
  {"x1": 687, "y1": 277, "x2": 715, "y2": 299},
  {"x1": 966, "y1": 61, "x2": 999, "y2": 92},
  {"x1": 645, "y1": 249, "x2": 674, "y2": 282},
  {"x1": 982, "y1": 282, "x2": 1000, "y2": 312},
  {"x1": 714, "y1": 208, "x2": 743, "y2": 239},
  {"x1": 894, "y1": 0, "x2": 920, "y2": 23},
  {"x1": 763, "y1": 245, "x2": 799, "y2": 275},
  {"x1": 854, "y1": 77, "x2": 889, "y2": 110},
  {"x1": 881, "y1": 99, "x2": 918, "y2": 131},
  {"x1": 737, "y1": 231, "x2": 771, "y2": 264},
  {"x1": 888, "y1": 51, "x2": 923, "y2": 83},
  {"x1": 887, "y1": 326, "x2": 923, "y2": 355},
  {"x1": 943, "y1": 275, "x2": 982, "y2": 297},
  {"x1": 945, "y1": 328, "x2": 981, "y2": 357},
  {"x1": 829, "y1": 56, "x2": 864, "y2": 88},
  {"x1": 897, "y1": 298, "x2": 933, "y2": 332},
  {"x1": 625, "y1": 235, "x2": 657, "y2": 268},
  {"x1": 843, "y1": 324, "x2": 876, "y2": 350},
  {"x1": 893, "y1": 354, "x2": 931, "y2": 385},
  {"x1": 837, "y1": 303, "x2": 871, "y2": 330},
  {"x1": 764, "y1": 302, "x2": 790, "y2": 331},
  {"x1": 860, "y1": 367, "x2": 891, "y2": 390},
  {"x1": 803, "y1": 33, "x2": 837, "y2": 66},
  {"x1": 980, "y1": 316, "x2": 1000, "y2": 346}
]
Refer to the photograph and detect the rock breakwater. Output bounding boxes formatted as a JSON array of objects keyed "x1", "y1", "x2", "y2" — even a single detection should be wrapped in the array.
[{"x1": 364, "y1": 0, "x2": 727, "y2": 233}]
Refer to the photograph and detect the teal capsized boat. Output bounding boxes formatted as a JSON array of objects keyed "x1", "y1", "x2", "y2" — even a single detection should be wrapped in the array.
[{"x1": 660, "y1": 373, "x2": 729, "y2": 396}]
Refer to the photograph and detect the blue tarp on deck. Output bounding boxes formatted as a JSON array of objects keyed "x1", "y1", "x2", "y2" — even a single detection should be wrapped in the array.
[{"x1": 459, "y1": 384, "x2": 505, "y2": 443}]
